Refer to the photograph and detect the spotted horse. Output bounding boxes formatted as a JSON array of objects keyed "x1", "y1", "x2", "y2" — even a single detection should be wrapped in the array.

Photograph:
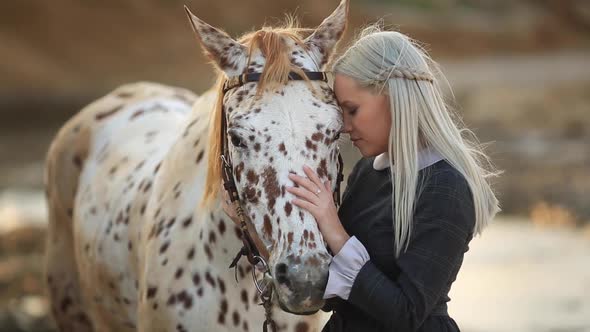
[{"x1": 43, "y1": 1, "x2": 349, "y2": 331}]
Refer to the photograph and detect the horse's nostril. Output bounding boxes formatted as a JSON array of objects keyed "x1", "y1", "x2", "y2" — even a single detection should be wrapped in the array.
[
  {"x1": 275, "y1": 263, "x2": 289, "y2": 285},
  {"x1": 276, "y1": 263, "x2": 288, "y2": 274}
]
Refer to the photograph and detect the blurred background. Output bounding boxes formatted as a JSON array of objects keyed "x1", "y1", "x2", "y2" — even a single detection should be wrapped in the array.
[{"x1": 1, "y1": 0, "x2": 589, "y2": 331}]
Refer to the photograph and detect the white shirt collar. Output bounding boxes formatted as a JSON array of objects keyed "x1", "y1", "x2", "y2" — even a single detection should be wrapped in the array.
[{"x1": 373, "y1": 147, "x2": 444, "y2": 171}]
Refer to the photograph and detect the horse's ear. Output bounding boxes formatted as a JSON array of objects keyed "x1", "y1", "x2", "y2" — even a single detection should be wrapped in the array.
[
  {"x1": 184, "y1": 6, "x2": 248, "y2": 77},
  {"x1": 304, "y1": 0, "x2": 349, "y2": 69}
]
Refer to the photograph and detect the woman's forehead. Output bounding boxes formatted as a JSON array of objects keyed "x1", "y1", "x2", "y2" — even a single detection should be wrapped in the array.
[
  {"x1": 333, "y1": 74, "x2": 360, "y2": 101},
  {"x1": 334, "y1": 74, "x2": 380, "y2": 106}
]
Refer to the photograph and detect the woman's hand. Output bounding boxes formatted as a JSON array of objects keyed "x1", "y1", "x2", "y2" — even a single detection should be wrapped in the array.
[
  {"x1": 287, "y1": 165, "x2": 350, "y2": 255},
  {"x1": 220, "y1": 180, "x2": 239, "y2": 224}
]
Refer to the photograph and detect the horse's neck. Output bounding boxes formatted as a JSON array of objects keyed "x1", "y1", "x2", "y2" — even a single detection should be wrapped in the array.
[
  {"x1": 195, "y1": 208, "x2": 247, "y2": 267},
  {"x1": 176, "y1": 108, "x2": 250, "y2": 275}
]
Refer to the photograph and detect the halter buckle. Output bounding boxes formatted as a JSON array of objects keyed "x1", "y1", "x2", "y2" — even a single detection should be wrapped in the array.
[{"x1": 223, "y1": 74, "x2": 247, "y2": 93}]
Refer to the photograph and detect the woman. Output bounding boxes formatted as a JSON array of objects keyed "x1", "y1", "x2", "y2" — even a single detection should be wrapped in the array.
[{"x1": 225, "y1": 26, "x2": 500, "y2": 331}]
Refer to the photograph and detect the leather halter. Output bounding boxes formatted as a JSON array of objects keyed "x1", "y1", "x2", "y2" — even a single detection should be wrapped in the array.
[
  {"x1": 220, "y1": 71, "x2": 345, "y2": 269},
  {"x1": 222, "y1": 71, "x2": 328, "y2": 94}
]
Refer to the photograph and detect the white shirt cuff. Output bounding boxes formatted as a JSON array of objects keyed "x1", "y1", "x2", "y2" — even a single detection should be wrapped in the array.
[{"x1": 323, "y1": 236, "x2": 370, "y2": 300}]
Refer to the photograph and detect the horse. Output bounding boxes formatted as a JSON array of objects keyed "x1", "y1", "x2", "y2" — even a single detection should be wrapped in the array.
[{"x1": 43, "y1": 0, "x2": 349, "y2": 331}]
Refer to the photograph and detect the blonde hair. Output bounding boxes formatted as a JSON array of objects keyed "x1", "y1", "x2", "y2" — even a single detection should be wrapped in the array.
[
  {"x1": 201, "y1": 21, "x2": 314, "y2": 208},
  {"x1": 333, "y1": 25, "x2": 501, "y2": 258}
]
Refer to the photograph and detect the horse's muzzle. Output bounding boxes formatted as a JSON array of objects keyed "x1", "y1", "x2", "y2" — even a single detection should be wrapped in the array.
[{"x1": 272, "y1": 253, "x2": 330, "y2": 313}]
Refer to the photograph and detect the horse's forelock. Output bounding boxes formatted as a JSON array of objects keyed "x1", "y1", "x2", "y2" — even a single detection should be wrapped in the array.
[{"x1": 240, "y1": 26, "x2": 313, "y2": 95}]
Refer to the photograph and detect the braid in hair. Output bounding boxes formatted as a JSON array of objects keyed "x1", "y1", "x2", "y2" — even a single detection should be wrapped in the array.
[{"x1": 370, "y1": 64, "x2": 434, "y2": 86}]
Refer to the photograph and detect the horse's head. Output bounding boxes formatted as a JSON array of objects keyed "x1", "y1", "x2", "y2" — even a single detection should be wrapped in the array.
[{"x1": 187, "y1": 0, "x2": 348, "y2": 314}]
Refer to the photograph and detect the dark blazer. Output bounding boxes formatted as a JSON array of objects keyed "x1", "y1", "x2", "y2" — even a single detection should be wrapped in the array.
[{"x1": 322, "y1": 157, "x2": 475, "y2": 332}]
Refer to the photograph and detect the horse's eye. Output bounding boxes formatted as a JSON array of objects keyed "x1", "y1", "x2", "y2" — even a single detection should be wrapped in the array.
[
  {"x1": 334, "y1": 132, "x2": 341, "y2": 141},
  {"x1": 229, "y1": 132, "x2": 246, "y2": 148}
]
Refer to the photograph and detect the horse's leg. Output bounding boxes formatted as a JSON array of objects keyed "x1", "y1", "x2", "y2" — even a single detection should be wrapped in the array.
[{"x1": 44, "y1": 120, "x2": 95, "y2": 332}]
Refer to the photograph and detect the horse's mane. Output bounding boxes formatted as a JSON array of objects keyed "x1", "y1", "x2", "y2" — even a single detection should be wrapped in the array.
[{"x1": 201, "y1": 19, "x2": 315, "y2": 208}]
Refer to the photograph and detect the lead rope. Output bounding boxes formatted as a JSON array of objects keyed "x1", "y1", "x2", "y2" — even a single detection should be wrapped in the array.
[{"x1": 261, "y1": 285, "x2": 277, "y2": 332}]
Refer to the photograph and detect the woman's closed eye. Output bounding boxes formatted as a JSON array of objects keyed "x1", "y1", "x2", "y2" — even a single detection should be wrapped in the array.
[
  {"x1": 338, "y1": 100, "x2": 358, "y2": 116},
  {"x1": 341, "y1": 103, "x2": 358, "y2": 116}
]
